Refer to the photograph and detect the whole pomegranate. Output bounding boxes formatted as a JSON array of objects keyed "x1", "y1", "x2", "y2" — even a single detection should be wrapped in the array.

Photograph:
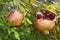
[
  {"x1": 6, "y1": 9, "x2": 23, "y2": 26},
  {"x1": 34, "y1": 9, "x2": 56, "y2": 34}
]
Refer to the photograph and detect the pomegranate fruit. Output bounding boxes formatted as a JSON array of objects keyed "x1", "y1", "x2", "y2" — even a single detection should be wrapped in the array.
[
  {"x1": 6, "y1": 9, "x2": 23, "y2": 26},
  {"x1": 34, "y1": 9, "x2": 56, "y2": 34}
]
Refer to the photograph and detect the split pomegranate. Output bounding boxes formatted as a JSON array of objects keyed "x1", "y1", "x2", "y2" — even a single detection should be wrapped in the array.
[
  {"x1": 6, "y1": 9, "x2": 23, "y2": 26},
  {"x1": 34, "y1": 9, "x2": 56, "y2": 34}
]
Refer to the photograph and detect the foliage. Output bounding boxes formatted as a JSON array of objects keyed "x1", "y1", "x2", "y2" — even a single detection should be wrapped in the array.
[{"x1": 0, "y1": 0, "x2": 60, "y2": 40}]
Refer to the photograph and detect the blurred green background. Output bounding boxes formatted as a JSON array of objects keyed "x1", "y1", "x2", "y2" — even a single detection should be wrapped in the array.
[{"x1": 0, "y1": 0, "x2": 60, "y2": 40}]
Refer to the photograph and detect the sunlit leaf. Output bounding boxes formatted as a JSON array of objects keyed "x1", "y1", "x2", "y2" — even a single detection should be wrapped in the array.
[
  {"x1": 14, "y1": 31, "x2": 20, "y2": 40},
  {"x1": 13, "y1": 0, "x2": 18, "y2": 6},
  {"x1": 25, "y1": 18, "x2": 32, "y2": 24}
]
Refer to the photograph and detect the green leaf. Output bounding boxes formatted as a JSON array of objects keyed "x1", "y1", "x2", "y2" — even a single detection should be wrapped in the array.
[
  {"x1": 0, "y1": 23, "x2": 5, "y2": 27},
  {"x1": 8, "y1": 28, "x2": 12, "y2": 35},
  {"x1": 1, "y1": 15, "x2": 7, "y2": 24},
  {"x1": 14, "y1": 31, "x2": 20, "y2": 40},
  {"x1": 13, "y1": 0, "x2": 18, "y2": 6},
  {"x1": 25, "y1": 18, "x2": 32, "y2": 24},
  {"x1": 18, "y1": 4, "x2": 26, "y2": 13}
]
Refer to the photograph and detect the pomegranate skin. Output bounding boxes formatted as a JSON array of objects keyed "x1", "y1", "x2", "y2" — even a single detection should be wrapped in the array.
[
  {"x1": 6, "y1": 10, "x2": 23, "y2": 26},
  {"x1": 34, "y1": 19, "x2": 56, "y2": 34}
]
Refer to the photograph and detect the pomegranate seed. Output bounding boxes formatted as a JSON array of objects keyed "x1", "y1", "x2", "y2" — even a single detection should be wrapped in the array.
[
  {"x1": 37, "y1": 10, "x2": 55, "y2": 20},
  {"x1": 37, "y1": 14, "x2": 42, "y2": 19}
]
